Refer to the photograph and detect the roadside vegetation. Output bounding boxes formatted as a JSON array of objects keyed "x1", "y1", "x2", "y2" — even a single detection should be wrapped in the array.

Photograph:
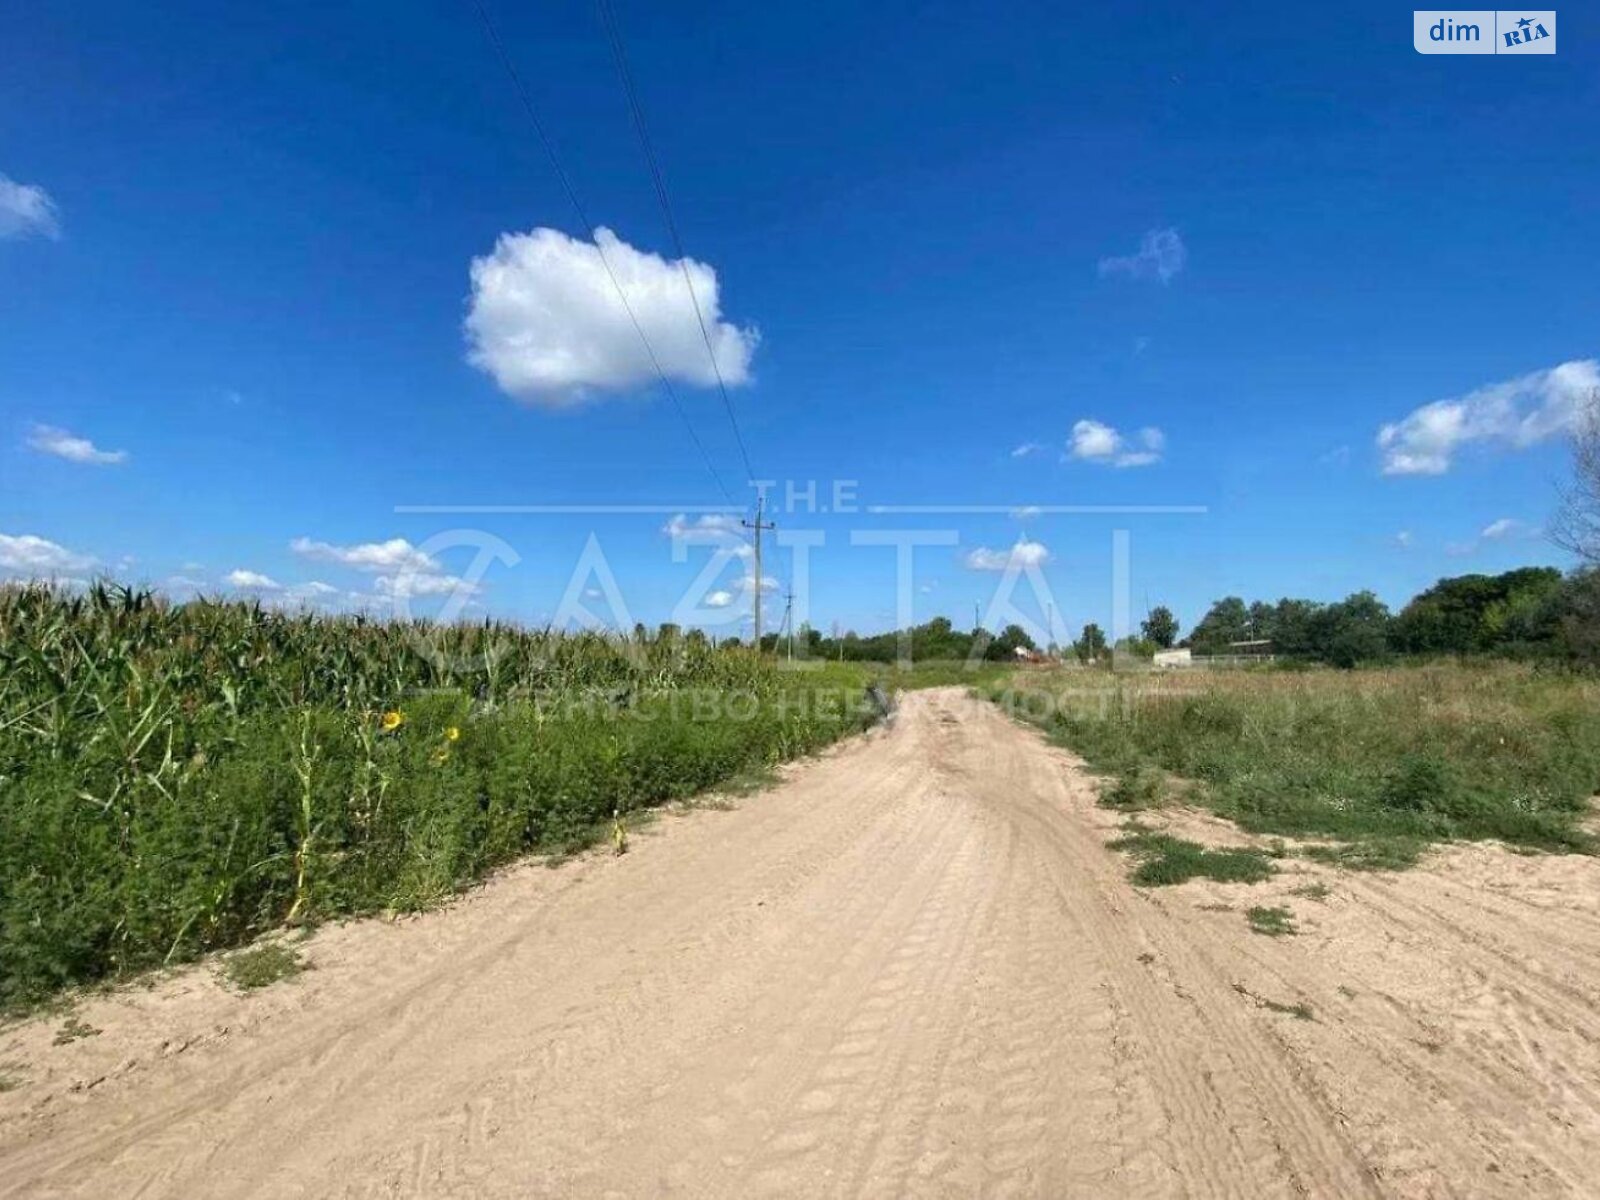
[
  {"x1": 0, "y1": 583, "x2": 879, "y2": 1011},
  {"x1": 995, "y1": 662, "x2": 1600, "y2": 870}
]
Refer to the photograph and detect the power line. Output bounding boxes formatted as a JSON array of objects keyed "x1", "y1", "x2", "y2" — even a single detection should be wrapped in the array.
[
  {"x1": 467, "y1": 0, "x2": 738, "y2": 506},
  {"x1": 593, "y1": 0, "x2": 760, "y2": 487}
]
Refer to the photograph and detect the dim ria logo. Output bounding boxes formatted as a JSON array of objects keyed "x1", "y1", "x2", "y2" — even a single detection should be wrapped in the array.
[{"x1": 1414, "y1": 11, "x2": 1555, "y2": 54}]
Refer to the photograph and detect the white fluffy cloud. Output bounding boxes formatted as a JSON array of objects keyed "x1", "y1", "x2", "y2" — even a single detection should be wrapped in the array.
[
  {"x1": 662, "y1": 513, "x2": 752, "y2": 559},
  {"x1": 1010, "y1": 442, "x2": 1043, "y2": 458},
  {"x1": 0, "y1": 174, "x2": 60, "y2": 240},
  {"x1": 704, "y1": 589, "x2": 735, "y2": 608},
  {"x1": 965, "y1": 540, "x2": 1051, "y2": 571},
  {"x1": 1098, "y1": 228, "x2": 1186, "y2": 284},
  {"x1": 225, "y1": 569, "x2": 280, "y2": 590},
  {"x1": 662, "y1": 513, "x2": 744, "y2": 538},
  {"x1": 25, "y1": 424, "x2": 127, "y2": 465},
  {"x1": 0, "y1": 533, "x2": 95, "y2": 574},
  {"x1": 464, "y1": 226, "x2": 758, "y2": 406},
  {"x1": 373, "y1": 573, "x2": 480, "y2": 599},
  {"x1": 1377, "y1": 359, "x2": 1599, "y2": 476},
  {"x1": 290, "y1": 537, "x2": 440, "y2": 574},
  {"x1": 1067, "y1": 420, "x2": 1164, "y2": 468}
]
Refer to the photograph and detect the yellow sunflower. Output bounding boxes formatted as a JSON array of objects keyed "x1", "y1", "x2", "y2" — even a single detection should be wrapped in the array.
[{"x1": 380, "y1": 710, "x2": 405, "y2": 733}]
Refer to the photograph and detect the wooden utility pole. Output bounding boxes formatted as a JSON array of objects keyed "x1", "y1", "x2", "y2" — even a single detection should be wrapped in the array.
[
  {"x1": 742, "y1": 497, "x2": 777, "y2": 651},
  {"x1": 783, "y1": 585, "x2": 796, "y2": 662}
]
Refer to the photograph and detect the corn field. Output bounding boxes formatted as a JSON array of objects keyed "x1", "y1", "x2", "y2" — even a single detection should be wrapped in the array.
[{"x1": 0, "y1": 583, "x2": 876, "y2": 1009}]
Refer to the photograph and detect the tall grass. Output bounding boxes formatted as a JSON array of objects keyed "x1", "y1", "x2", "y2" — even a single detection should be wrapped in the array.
[
  {"x1": 0, "y1": 583, "x2": 876, "y2": 1009},
  {"x1": 995, "y1": 662, "x2": 1600, "y2": 866}
]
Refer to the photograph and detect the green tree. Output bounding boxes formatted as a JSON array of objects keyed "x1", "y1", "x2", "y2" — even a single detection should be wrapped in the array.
[
  {"x1": 1188, "y1": 597, "x2": 1249, "y2": 653},
  {"x1": 988, "y1": 623, "x2": 1038, "y2": 660},
  {"x1": 1307, "y1": 591, "x2": 1393, "y2": 668},
  {"x1": 1141, "y1": 605, "x2": 1179, "y2": 649},
  {"x1": 1074, "y1": 622, "x2": 1107, "y2": 663},
  {"x1": 1391, "y1": 568, "x2": 1563, "y2": 655}
]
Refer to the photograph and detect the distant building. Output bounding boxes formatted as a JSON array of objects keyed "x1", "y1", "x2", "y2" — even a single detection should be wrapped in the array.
[{"x1": 1153, "y1": 648, "x2": 1192, "y2": 669}]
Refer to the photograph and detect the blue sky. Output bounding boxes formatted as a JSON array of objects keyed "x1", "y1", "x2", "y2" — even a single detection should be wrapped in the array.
[{"x1": 2, "y1": 1, "x2": 1596, "y2": 642}]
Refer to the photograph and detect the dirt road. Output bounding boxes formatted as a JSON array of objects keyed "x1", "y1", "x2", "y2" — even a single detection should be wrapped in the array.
[{"x1": 5, "y1": 688, "x2": 1600, "y2": 1197}]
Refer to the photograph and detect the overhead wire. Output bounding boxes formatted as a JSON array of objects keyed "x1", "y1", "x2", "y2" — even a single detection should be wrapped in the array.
[
  {"x1": 592, "y1": 0, "x2": 760, "y2": 488},
  {"x1": 467, "y1": 0, "x2": 739, "y2": 507}
]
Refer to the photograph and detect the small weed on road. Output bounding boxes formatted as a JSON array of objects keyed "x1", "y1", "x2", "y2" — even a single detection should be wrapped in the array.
[
  {"x1": 52, "y1": 1017, "x2": 100, "y2": 1046},
  {"x1": 1233, "y1": 982, "x2": 1314, "y2": 1021},
  {"x1": 1247, "y1": 905, "x2": 1297, "y2": 936},
  {"x1": 1109, "y1": 827, "x2": 1275, "y2": 886},
  {"x1": 222, "y1": 944, "x2": 305, "y2": 991}
]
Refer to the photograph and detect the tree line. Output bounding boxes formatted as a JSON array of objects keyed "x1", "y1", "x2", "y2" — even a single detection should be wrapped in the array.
[
  {"x1": 1182, "y1": 567, "x2": 1596, "y2": 667},
  {"x1": 705, "y1": 564, "x2": 1599, "y2": 670}
]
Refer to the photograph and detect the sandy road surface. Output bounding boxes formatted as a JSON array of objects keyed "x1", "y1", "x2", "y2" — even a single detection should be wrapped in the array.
[{"x1": 6, "y1": 688, "x2": 1600, "y2": 1197}]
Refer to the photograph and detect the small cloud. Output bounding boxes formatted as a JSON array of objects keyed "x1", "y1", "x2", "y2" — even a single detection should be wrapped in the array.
[
  {"x1": 225, "y1": 569, "x2": 280, "y2": 590},
  {"x1": 1067, "y1": 419, "x2": 1164, "y2": 468},
  {"x1": 663, "y1": 512, "x2": 752, "y2": 558},
  {"x1": 0, "y1": 532, "x2": 95, "y2": 574},
  {"x1": 1010, "y1": 505, "x2": 1043, "y2": 520},
  {"x1": 464, "y1": 226, "x2": 758, "y2": 406},
  {"x1": 1133, "y1": 336, "x2": 1151, "y2": 356},
  {"x1": 1394, "y1": 530, "x2": 1414, "y2": 549},
  {"x1": 743, "y1": 572, "x2": 778, "y2": 593},
  {"x1": 266, "y1": 581, "x2": 342, "y2": 610},
  {"x1": 1010, "y1": 442, "x2": 1043, "y2": 459},
  {"x1": 1321, "y1": 444, "x2": 1352, "y2": 467},
  {"x1": 1446, "y1": 516, "x2": 1540, "y2": 558},
  {"x1": 662, "y1": 512, "x2": 745, "y2": 538},
  {"x1": 1377, "y1": 359, "x2": 1599, "y2": 476},
  {"x1": 373, "y1": 573, "x2": 480, "y2": 599},
  {"x1": 704, "y1": 589, "x2": 735, "y2": 608},
  {"x1": 965, "y1": 539, "x2": 1051, "y2": 571},
  {"x1": 1097, "y1": 228, "x2": 1186, "y2": 284},
  {"x1": 25, "y1": 424, "x2": 127, "y2": 465},
  {"x1": 0, "y1": 174, "x2": 60, "y2": 240},
  {"x1": 290, "y1": 536, "x2": 439, "y2": 574},
  {"x1": 1481, "y1": 517, "x2": 1533, "y2": 540}
]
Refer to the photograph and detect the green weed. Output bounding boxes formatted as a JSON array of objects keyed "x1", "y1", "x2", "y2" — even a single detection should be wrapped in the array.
[
  {"x1": 52, "y1": 1017, "x2": 100, "y2": 1046},
  {"x1": 1246, "y1": 905, "x2": 1296, "y2": 936},
  {"x1": 1108, "y1": 829, "x2": 1276, "y2": 886},
  {"x1": 1101, "y1": 768, "x2": 1166, "y2": 812},
  {"x1": 222, "y1": 943, "x2": 305, "y2": 991}
]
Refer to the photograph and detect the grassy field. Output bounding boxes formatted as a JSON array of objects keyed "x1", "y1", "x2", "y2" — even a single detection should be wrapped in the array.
[
  {"x1": 0, "y1": 583, "x2": 879, "y2": 1010},
  {"x1": 994, "y1": 662, "x2": 1600, "y2": 870}
]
